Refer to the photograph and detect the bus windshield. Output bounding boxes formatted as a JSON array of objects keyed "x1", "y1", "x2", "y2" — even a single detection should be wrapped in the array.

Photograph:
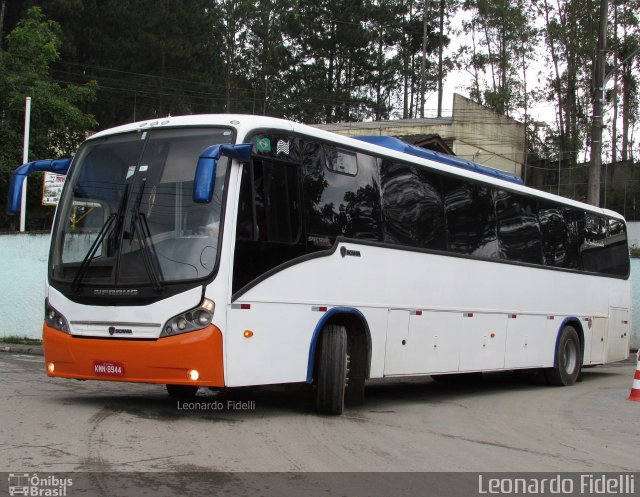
[{"x1": 50, "y1": 127, "x2": 233, "y2": 291}]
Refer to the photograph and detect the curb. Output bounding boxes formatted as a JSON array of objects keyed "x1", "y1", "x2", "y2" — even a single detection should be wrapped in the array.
[{"x1": 0, "y1": 343, "x2": 44, "y2": 356}]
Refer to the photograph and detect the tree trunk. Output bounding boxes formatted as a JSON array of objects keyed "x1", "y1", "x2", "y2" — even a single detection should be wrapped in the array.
[{"x1": 437, "y1": 0, "x2": 444, "y2": 117}]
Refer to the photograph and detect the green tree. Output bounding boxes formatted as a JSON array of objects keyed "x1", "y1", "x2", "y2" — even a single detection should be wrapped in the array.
[
  {"x1": 0, "y1": 6, "x2": 96, "y2": 231},
  {"x1": 460, "y1": 0, "x2": 537, "y2": 117}
]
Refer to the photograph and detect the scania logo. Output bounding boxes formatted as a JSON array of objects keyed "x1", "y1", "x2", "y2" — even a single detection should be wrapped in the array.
[{"x1": 108, "y1": 326, "x2": 133, "y2": 335}]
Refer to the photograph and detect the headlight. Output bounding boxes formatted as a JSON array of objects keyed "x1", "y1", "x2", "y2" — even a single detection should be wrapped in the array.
[
  {"x1": 44, "y1": 299, "x2": 70, "y2": 333},
  {"x1": 160, "y1": 298, "x2": 214, "y2": 337}
]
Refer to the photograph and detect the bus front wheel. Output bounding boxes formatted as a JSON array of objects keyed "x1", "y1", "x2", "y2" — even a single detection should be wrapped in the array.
[
  {"x1": 545, "y1": 325, "x2": 581, "y2": 386},
  {"x1": 315, "y1": 324, "x2": 348, "y2": 415}
]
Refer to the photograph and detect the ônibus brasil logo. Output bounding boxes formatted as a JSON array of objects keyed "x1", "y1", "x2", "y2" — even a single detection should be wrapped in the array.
[{"x1": 8, "y1": 473, "x2": 73, "y2": 496}]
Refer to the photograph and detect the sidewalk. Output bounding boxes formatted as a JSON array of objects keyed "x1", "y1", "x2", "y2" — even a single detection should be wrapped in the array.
[{"x1": 0, "y1": 342, "x2": 43, "y2": 356}]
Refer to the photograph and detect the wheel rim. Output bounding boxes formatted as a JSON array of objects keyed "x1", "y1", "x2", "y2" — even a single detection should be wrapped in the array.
[{"x1": 562, "y1": 339, "x2": 578, "y2": 375}]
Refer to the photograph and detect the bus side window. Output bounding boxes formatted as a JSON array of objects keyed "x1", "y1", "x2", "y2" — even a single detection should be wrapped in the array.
[
  {"x1": 495, "y1": 190, "x2": 543, "y2": 264},
  {"x1": 380, "y1": 160, "x2": 445, "y2": 250},
  {"x1": 606, "y1": 219, "x2": 630, "y2": 277},
  {"x1": 582, "y1": 213, "x2": 612, "y2": 274},
  {"x1": 235, "y1": 164, "x2": 255, "y2": 241},
  {"x1": 539, "y1": 204, "x2": 567, "y2": 267},
  {"x1": 303, "y1": 148, "x2": 382, "y2": 242},
  {"x1": 232, "y1": 159, "x2": 306, "y2": 294},
  {"x1": 444, "y1": 177, "x2": 499, "y2": 258},
  {"x1": 563, "y1": 208, "x2": 585, "y2": 270}
]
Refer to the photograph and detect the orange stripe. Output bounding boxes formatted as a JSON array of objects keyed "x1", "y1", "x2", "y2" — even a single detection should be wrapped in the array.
[
  {"x1": 43, "y1": 322, "x2": 225, "y2": 386},
  {"x1": 634, "y1": 370, "x2": 640, "y2": 381}
]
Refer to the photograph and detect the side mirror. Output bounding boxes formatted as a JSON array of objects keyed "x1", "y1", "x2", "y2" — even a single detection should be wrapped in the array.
[
  {"x1": 193, "y1": 144, "x2": 252, "y2": 203},
  {"x1": 7, "y1": 158, "x2": 72, "y2": 214}
]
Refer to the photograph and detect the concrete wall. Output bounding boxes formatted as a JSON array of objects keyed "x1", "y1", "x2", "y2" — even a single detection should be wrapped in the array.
[
  {"x1": 0, "y1": 233, "x2": 50, "y2": 340},
  {"x1": 451, "y1": 94, "x2": 524, "y2": 178},
  {"x1": 1, "y1": 232, "x2": 637, "y2": 350}
]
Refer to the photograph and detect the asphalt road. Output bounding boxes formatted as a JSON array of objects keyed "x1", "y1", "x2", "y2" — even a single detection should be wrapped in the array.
[{"x1": 1, "y1": 352, "x2": 638, "y2": 477}]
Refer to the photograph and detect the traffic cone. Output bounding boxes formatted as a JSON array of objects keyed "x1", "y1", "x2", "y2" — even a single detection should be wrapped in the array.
[{"x1": 629, "y1": 351, "x2": 640, "y2": 402}]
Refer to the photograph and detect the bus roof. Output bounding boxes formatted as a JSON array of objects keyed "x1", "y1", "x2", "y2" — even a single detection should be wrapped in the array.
[{"x1": 87, "y1": 114, "x2": 625, "y2": 221}]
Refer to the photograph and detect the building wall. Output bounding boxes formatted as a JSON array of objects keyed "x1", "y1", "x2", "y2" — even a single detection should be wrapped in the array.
[{"x1": 314, "y1": 93, "x2": 525, "y2": 177}]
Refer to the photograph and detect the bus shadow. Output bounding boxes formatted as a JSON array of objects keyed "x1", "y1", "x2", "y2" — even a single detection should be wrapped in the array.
[{"x1": 52, "y1": 367, "x2": 618, "y2": 420}]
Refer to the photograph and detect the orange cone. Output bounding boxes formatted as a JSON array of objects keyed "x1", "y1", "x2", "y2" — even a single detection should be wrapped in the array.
[{"x1": 629, "y1": 351, "x2": 640, "y2": 402}]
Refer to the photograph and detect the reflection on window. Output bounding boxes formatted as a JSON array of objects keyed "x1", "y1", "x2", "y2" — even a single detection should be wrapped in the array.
[
  {"x1": 380, "y1": 161, "x2": 445, "y2": 250},
  {"x1": 495, "y1": 190, "x2": 542, "y2": 264},
  {"x1": 444, "y1": 178, "x2": 498, "y2": 258},
  {"x1": 539, "y1": 205, "x2": 567, "y2": 267},
  {"x1": 304, "y1": 150, "x2": 381, "y2": 241}
]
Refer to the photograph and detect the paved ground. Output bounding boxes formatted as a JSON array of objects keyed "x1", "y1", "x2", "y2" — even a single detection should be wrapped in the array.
[{"x1": 1, "y1": 352, "x2": 638, "y2": 476}]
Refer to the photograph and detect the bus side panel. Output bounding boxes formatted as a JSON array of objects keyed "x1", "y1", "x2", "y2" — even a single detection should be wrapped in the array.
[
  {"x1": 226, "y1": 242, "x2": 629, "y2": 383},
  {"x1": 606, "y1": 308, "x2": 631, "y2": 362},
  {"x1": 504, "y1": 315, "x2": 556, "y2": 368},
  {"x1": 225, "y1": 301, "x2": 387, "y2": 387}
]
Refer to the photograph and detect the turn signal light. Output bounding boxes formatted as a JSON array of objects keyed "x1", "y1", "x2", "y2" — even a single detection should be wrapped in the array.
[
  {"x1": 188, "y1": 369, "x2": 199, "y2": 381},
  {"x1": 47, "y1": 362, "x2": 55, "y2": 374},
  {"x1": 244, "y1": 330, "x2": 254, "y2": 338}
]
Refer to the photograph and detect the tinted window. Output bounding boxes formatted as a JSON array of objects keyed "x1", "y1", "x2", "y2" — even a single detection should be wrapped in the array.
[
  {"x1": 233, "y1": 159, "x2": 305, "y2": 293},
  {"x1": 539, "y1": 204, "x2": 567, "y2": 267},
  {"x1": 605, "y1": 219, "x2": 630, "y2": 277},
  {"x1": 563, "y1": 208, "x2": 585, "y2": 270},
  {"x1": 303, "y1": 147, "x2": 382, "y2": 243},
  {"x1": 380, "y1": 161, "x2": 445, "y2": 250},
  {"x1": 495, "y1": 191, "x2": 542, "y2": 264},
  {"x1": 582, "y1": 214, "x2": 629, "y2": 276},
  {"x1": 444, "y1": 178, "x2": 499, "y2": 258}
]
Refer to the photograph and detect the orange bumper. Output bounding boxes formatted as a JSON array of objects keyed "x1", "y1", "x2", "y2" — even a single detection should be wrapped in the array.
[{"x1": 43, "y1": 323, "x2": 225, "y2": 386}]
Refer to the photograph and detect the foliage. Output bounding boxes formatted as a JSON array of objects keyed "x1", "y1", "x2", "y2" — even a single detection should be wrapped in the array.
[
  {"x1": 1, "y1": 0, "x2": 640, "y2": 229},
  {"x1": 0, "y1": 6, "x2": 96, "y2": 231}
]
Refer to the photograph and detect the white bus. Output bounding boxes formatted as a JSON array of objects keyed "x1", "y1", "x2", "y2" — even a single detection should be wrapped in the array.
[{"x1": 9, "y1": 115, "x2": 631, "y2": 414}]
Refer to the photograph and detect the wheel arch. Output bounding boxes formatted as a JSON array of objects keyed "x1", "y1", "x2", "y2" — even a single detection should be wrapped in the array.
[
  {"x1": 553, "y1": 317, "x2": 585, "y2": 367},
  {"x1": 306, "y1": 307, "x2": 372, "y2": 384}
]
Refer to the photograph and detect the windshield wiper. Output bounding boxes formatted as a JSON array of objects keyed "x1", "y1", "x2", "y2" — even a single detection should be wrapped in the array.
[
  {"x1": 130, "y1": 178, "x2": 165, "y2": 292},
  {"x1": 72, "y1": 182, "x2": 130, "y2": 293},
  {"x1": 71, "y1": 213, "x2": 117, "y2": 293}
]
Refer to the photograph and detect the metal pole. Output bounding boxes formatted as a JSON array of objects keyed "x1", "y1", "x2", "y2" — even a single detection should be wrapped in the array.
[{"x1": 20, "y1": 96, "x2": 31, "y2": 232}]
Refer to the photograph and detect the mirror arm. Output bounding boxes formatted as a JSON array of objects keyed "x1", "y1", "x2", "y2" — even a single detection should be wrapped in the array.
[{"x1": 7, "y1": 158, "x2": 72, "y2": 214}]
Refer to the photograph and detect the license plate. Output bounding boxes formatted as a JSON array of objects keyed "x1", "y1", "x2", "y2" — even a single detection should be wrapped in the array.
[{"x1": 93, "y1": 361, "x2": 125, "y2": 376}]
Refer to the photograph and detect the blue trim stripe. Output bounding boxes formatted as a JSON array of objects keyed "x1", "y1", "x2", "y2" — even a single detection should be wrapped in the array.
[{"x1": 354, "y1": 135, "x2": 523, "y2": 185}]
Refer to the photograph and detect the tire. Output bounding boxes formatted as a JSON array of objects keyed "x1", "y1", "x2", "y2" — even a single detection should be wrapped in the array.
[
  {"x1": 315, "y1": 324, "x2": 348, "y2": 415},
  {"x1": 544, "y1": 325, "x2": 582, "y2": 386},
  {"x1": 345, "y1": 332, "x2": 366, "y2": 406},
  {"x1": 166, "y1": 384, "x2": 199, "y2": 399}
]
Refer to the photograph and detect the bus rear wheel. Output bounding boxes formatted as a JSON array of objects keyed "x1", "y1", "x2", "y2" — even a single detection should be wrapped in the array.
[
  {"x1": 545, "y1": 325, "x2": 581, "y2": 386},
  {"x1": 166, "y1": 384, "x2": 199, "y2": 399},
  {"x1": 315, "y1": 324, "x2": 348, "y2": 415}
]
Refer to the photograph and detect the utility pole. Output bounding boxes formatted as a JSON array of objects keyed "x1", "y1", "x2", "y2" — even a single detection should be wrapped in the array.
[
  {"x1": 20, "y1": 97, "x2": 32, "y2": 232},
  {"x1": 587, "y1": 0, "x2": 608, "y2": 206}
]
